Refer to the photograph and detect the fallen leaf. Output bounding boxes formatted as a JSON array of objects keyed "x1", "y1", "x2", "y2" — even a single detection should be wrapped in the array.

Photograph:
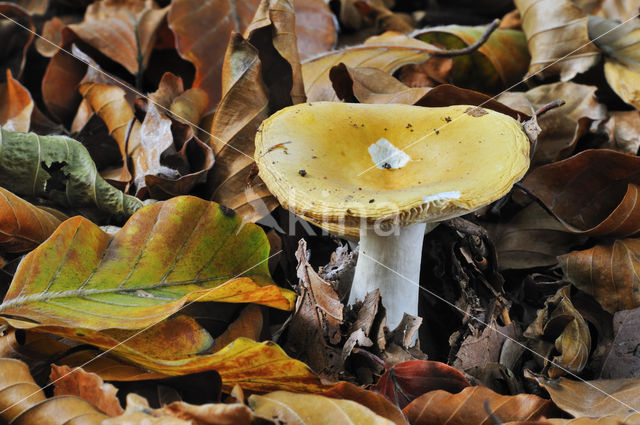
[
  {"x1": 293, "y1": 0, "x2": 337, "y2": 59},
  {"x1": 207, "y1": 34, "x2": 276, "y2": 222},
  {"x1": 514, "y1": 0, "x2": 601, "y2": 80},
  {"x1": 374, "y1": 360, "x2": 470, "y2": 409},
  {"x1": 156, "y1": 400, "x2": 253, "y2": 425},
  {"x1": 0, "y1": 196, "x2": 294, "y2": 330},
  {"x1": 547, "y1": 415, "x2": 640, "y2": 425},
  {"x1": 323, "y1": 382, "x2": 409, "y2": 425},
  {"x1": 14, "y1": 0, "x2": 48, "y2": 15},
  {"x1": 0, "y1": 4, "x2": 34, "y2": 79},
  {"x1": 249, "y1": 391, "x2": 397, "y2": 425},
  {"x1": 489, "y1": 202, "x2": 588, "y2": 270},
  {"x1": 68, "y1": 0, "x2": 169, "y2": 77},
  {"x1": 211, "y1": 304, "x2": 263, "y2": 350},
  {"x1": 303, "y1": 32, "x2": 436, "y2": 102},
  {"x1": 603, "y1": 111, "x2": 640, "y2": 154},
  {"x1": 0, "y1": 187, "x2": 64, "y2": 253},
  {"x1": 524, "y1": 286, "x2": 591, "y2": 378},
  {"x1": 416, "y1": 25, "x2": 529, "y2": 93},
  {"x1": 559, "y1": 238, "x2": 640, "y2": 314},
  {"x1": 526, "y1": 371, "x2": 640, "y2": 417},
  {"x1": 0, "y1": 70, "x2": 33, "y2": 132},
  {"x1": 601, "y1": 307, "x2": 640, "y2": 379},
  {"x1": 453, "y1": 320, "x2": 520, "y2": 372},
  {"x1": 0, "y1": 127, "x2": 143, "y2": 216},
  {"x1": 34, "y1": 16, "x2": 64, "y2": 57},
  {"x1": 589, "y1": 16, "x2": 640, "y2": 109},
  {"x1": 50, "y1": 365, "x2": 124, "y2": 417},
  {"x1": 403, "y1": 385, "x2": 558, "y2": 425},
  {"x1": 498, "y1": 82, "x2": 607, "y2": 165},
  {"x1": 521, "y1": 149, "x2": 640, "y2": 237}
]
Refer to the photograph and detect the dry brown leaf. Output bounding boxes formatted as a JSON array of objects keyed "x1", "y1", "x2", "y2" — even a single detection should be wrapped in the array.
[
  {"x1": 0, "y1": 187, "x2": 64, "y2": 253},
  {"x1": 559, "y1": 238, "x2": 640, "y2": 314},
  {"x1": 294, "y1": 0, "x2": 337, "y2": 59},
  {"x1": 601, "y1": 307, "x2": 640, "y2": 379},
  {"x1": 547, "y1": 415, "x2": 640, "y2": 425},
  {"x1": 211, "y1": 304, "x2": 263, "y2": 350},
  {"x1": 0, "y1": 4, "x2": 35, "y2": 79},
  {"x1": 489, "y1": 202, "x2": 588, "y2": 270},
  {"x1": 68, "y1": 0, "x2": 169, "y2": 76},
  {"x1": 323, "y1": 382, "x2": 409, "y2": 425},
  {"x1": 514, "y1": 0, "x2": 601, "y2": 80},
  {"x1": 603, "y1": 111, "x2": 640, "y2": 154},
  {"x1": 453, "y1": 321, "x2": 519, "y2": 372},
  {"x1": 0, "y1": 70, "x2": 33, "y2": 132},
  {"x1": 157, "y1": 400, "x2": 253, "y2": 425},
  {"x1": 521, "y1": 149, "x2": 640, "y2": 237},
  {"x1": 524, "y1": 286, "x2": 591, "y2": 377},
  {"x1": 498, "y1": 82, "x2": 607, "y2": 165},
  {"x1": 527, "y1": 371, "x2": 640, "y2": 417},
  {"x1": 250, "y1": 391, "x2": 396, "y2": 425},
  {"x1": 303, "y1": 32, "x2": 436, "y2": 102},
  {"x1": 403, "y1": 386, "x2": 558, "y2": 425},
  {"x1": 51, "y1": 365, "x2": 124, "y2": 417},
  {"x1": 35, "y1": 16, "x2": 65, "y2": 57}
]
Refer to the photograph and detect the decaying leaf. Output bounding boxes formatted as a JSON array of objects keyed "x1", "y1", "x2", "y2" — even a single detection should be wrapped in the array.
[
  {"x1": 250, "y1": 391, "x2": 396, "y2": 425},
  {"x1": 453, "y1": 320, "x2": 520, "y2": 372},
  {"x1": 294, "y1": 0, "x2": 337, "y2": 59},
  {"x1": 303, "y1": 32, "x2": 436, "y2": 101},
  {"x1": 323, "y1": 382, "x2": 409, "y2": 425},
  {"x1": 603, "y1": 111, "x2": 640, "y2": 154},
  {"x1": 0, "y1": 196, "x2": 294, "y2": 330},
  {"x1": 559, "y1": 238, "x2": 640, "y2": 314},
  {"x1": 51, "y1": 365, "x2": 124, "y2": 417},
  {"x1": 521, "y1": 149, "x2": 640, "y2": 237},
  {"x1": 374, "y1": 360, "x2": 470, "y2": 409},
  {"x1": 498, "y1": 82, "x2": 607, "y2": 165},
  {"x1": 527, "y1": 371, "x2": 640, "y2": 417},
  {"x1": 68, "y1": 0, "x2": 169, "y2": 77},
  {"x1": 601, "y1": 307, "x2": 640, "y2": 379},
  {"x1": 0, "y1": 4, "x2": 35, "y2": 79},
  {"x1": 514, "y1": 0, "x2": 601, "y2": 81},
  {"x1": 403, "y1": 385, "x2": 559, "y2": 425},
  {"x1": 0, "y1": 127, "x2": 143, "y2": 216},
  {"x1": 0, "y1": 187, "x2": 64, "y2": 253},
  {"x1": 524, "y1": 286, "x2": 591, "y2": 377},
  {"x1": 0, "y1": 70, "x2": 33, "y2": 132},
  {"x1": 416, "y1": 25, "x2": 529, "y2": 93}
]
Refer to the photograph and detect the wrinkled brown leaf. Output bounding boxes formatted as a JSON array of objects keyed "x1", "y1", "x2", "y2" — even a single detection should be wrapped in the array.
[
  {"x1": 453, "y1": 321, "x2": 519, "y2": 372},
  {"x1": 521, "y1": 149, "x2": 640, "y2": 237},
  {"x1": 559, "y1": 238, "x2": 640, "y2": 313},
  {"x1": 323, "y1": 382, "x2": 409, "y2": 425},
  {"x1": 403, "y1": 385, "x2": 558, "y2": 425},
  {"x1": 527, "y1": 371, "x2": 640, "y2": 417},
  {"x1": 499, "y1": 82, "x2": 607, "y2": 165},
  {"x1": 601, "y1": 307, "x2": 640, "y2": 379},
  {"x1": 514, "y1": 0, "x2": 601, "y2": 80},
  {"x1": 0, "y1": 70, "x2": 33, "y2": 132},
  {"x1": 603, "y1": 111, "x2": 640, "y2": 154},
  {"x1": 68, "y1": 0, "x2": 169, "y2": 76},
  {"x1": 51, "y1": 365, "x2": 124, "y2": 417},
  {"x1": 156, "y1": 400, "x2": 253, "y2": 425},
  {"x1": 524, "y1": 285, "x2": 591, "y2": 377}
]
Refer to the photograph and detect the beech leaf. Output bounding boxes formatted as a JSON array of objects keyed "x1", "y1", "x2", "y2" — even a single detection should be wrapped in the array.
[
  {"x1": 0, "y1": 196, "x2": 295, "y2": 330},
  {"x1": 0, "y1": 70, "x2": 33, "y2": 132}
]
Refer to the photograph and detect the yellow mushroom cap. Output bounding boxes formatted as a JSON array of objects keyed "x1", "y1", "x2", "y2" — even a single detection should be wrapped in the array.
[{"x1": 255, "y1": 102, "x2": 530, "y2": 238}]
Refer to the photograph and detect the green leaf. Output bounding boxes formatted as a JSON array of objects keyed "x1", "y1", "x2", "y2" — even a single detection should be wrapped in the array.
[
  {"x1": 0, "y1": 196, "x2": 295, "y2": 330},
  {"x1": 0, "y1": 127, "x2": 142, "y2": 216}
]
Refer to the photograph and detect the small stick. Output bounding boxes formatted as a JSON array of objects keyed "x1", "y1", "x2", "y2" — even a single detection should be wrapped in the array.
[
  {"x1": 430, "y1": 19, "x2": 500, "y2": 57},
  {"x1": 535, "y1": 99, "x2": 566, "y2": 118}
]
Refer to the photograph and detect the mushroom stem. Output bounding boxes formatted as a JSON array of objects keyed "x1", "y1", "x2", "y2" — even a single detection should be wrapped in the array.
[{"x1": 350, "y1": 222, "x2": 428, "y2": 330}]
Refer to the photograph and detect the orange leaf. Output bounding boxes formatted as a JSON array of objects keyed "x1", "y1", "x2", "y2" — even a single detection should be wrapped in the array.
[
  {"x1": 323, "y1": 382, "x2": 409, "y2": 425},
  {"x1": 0, "y1": 69, "x2": 33, "y2": 132}
]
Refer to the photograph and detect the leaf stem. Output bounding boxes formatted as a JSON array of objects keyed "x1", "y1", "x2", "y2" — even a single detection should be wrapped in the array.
[{"x1": 430, "y1": 19, "x2": 501, "y2": 57}]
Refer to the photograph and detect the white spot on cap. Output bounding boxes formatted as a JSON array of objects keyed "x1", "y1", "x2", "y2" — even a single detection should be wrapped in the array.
[
  {"x1": 368, "y1": 138, "x2": 411, "y2": 170},
  {"x1": 422, "y1": 191, "x2": 461, "y2": 204}
]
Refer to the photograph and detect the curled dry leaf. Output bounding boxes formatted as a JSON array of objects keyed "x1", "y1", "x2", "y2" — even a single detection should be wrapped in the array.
[
  {"x1": 303, "y1": 32, "x2": 436, "y2": 102},
  {"x1": 559, "y1": 238, "x2": 640, "y2": 314},
  {"x1": 603, "y1": 111, "x2": 640, "y2": 154},
  {"x1": 526, "y1": 371, "x2": 640, "y2": 417},
  {"x1": 416, "y1": 25, "x2": 529, "y2": 93},
  {"x1": 0, "y1": 187, "x2": 64, "y2": 253},
  {"x1": 68, "y1": 0, "x2": 169, "y2": 77},
  {"x1": 403, "y1": 385, "x2": 559, "y2": 425},
  {"x1": 322, "y1": 382, "x2": 409, "y2": 425},
  {"x1": 0, "y1": 3, "x2": 34, "y2": 79},
  {"x1": 514, "y1": 0, "x2": 600, "y2": 81},
  {"x1": 0, "y1": 358, "x2": 107, "y2": 425},
  {"x1": 51, "y1": 365, "x2": 124, "y2": 417},
  {"x1": 489, "y1": 202, "x2": 588, "y2": 270},
  {"x1": 521, "y1": 149, "x2": 640, "y2": 237},
  {"x1": 0, "y1": 196, "x2": 294, "y2": 330},
  {"x1": 523, "y1": 286, "x2": 591, "y2": 378},
  {"x1": 589, "y1": 16, "x2": 640, "y2": 109},
  {"x1": 35, "y1": 16, "x2": 65, "y2": 57},
  {"x1": 373, "y1": 360, "x2": 470, "y2": 409},
  {"x1": 207, "y1": 34, "x2": 274, "y2": 222},
  {"x1": 0, "y1": 127, "x2": 143, "y2": 216},
  {"x1": 498, "y1": 82, "x2": 607, "y2": 165},
  {"x1": 249, "y1": 391, "x2": 396, "y2": 425},
  {"x1": 0, "y1": 70, "x2": 33, "y2": 132},
  {"x1": 156, "y1": 400, "x2": 253, "y2": 425}
]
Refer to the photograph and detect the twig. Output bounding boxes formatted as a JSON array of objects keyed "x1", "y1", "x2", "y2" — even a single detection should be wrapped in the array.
[
  {"x1": 430, "y1": 19, "x2": 500, "y2": 57},
  {"x1": 535, "y1": 99, "x2": 566, "y2": 118}
]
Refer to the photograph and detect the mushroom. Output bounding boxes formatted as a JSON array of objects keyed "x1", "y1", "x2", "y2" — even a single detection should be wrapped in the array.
[{"x1": 255, "y1": 102, "x2": 530, "y2": 329}]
